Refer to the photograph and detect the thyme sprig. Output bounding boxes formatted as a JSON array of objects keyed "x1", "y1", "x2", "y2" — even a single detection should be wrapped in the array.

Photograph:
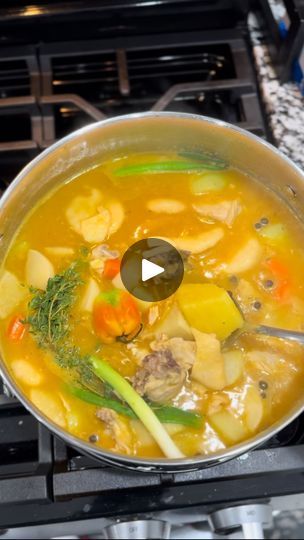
[{"x1": 26, "y1": 262, "x2": 86, "y2": 369}]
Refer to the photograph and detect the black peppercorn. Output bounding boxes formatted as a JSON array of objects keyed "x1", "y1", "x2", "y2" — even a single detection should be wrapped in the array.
[
  {"x1": 260, "y1": 217, "x2": 269, "y2": 225},
  {"x1": 264, "y1": 279, "x2": 274, "y2": 289},
  {"x1": 254, "y1": 222, "x2": 262, "y2": 230},
  {"x1": 89, "y1": 434, "x2": 99, "y2": 443},
  {"x1": 229, "y1": 275, "x2": 238, "y2": 285},
  {"x1": 253, "y1": 301, "x2": 262, "y2": 310},
  {"x1": 259, "y1": 380, "x2": 268, "y2": 391}
]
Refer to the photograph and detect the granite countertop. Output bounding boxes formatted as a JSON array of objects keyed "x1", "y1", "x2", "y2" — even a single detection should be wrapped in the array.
[{"x1": 249, "y1": 14, "x2": 304, "y2": 171}]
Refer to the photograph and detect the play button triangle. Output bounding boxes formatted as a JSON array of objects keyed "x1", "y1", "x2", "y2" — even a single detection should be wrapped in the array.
[{"x1": 142, "y1": 258, "x2": 165, "y2": 282}]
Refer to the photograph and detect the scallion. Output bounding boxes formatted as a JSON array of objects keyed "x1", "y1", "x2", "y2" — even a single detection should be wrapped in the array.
[
  {"x1": 67, "y1": 384, "x2": 203, "y2": 428},
  {"x1": 90, "y1": 356, "x2": 185, "y2": 458},
  {"x1": 113, "y1": 161, "x2": 221, "y2": 177}
]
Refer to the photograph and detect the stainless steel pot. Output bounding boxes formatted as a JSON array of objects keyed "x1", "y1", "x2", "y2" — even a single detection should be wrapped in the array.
[{"x1": 1, "y1": 112, "x2": 304, "y2": 473}]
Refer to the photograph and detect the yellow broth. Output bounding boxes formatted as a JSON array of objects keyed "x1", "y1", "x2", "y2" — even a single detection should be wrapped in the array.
[{"x1": 1, "y1": 152, "x2": 304, "y2": 459}]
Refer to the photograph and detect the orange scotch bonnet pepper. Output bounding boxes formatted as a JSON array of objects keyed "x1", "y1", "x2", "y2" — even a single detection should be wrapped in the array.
[{"x1": 93, "y1": 289, "x2": 142, "y2": 343}]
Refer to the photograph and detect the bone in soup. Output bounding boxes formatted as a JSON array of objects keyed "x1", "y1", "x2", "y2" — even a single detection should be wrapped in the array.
[{"x1": 1, "y1": 152, "x2": 304, "y2": 459}]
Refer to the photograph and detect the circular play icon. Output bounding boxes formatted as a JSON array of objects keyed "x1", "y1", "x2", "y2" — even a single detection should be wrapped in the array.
[{"x1": 120, "y1": 238, "x2": 184, "y2": 302}]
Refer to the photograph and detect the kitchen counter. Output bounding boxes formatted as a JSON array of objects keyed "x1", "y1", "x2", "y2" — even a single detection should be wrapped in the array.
[{"x1": 249, "y1": 14, "x2": 304, "y2": 171}]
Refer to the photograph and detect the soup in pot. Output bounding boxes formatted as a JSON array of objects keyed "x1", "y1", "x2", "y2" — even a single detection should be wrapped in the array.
[{"x1": 1, "y1": 151, "x2": 304, "y2": 459}]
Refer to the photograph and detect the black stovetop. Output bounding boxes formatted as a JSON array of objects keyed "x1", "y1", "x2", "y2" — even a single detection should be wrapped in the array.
[{"x1": 0, "y1": 0, "x2": 304, "y2": 530}]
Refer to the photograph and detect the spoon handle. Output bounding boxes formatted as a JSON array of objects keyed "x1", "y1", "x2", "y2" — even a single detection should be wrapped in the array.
[{"x1": 256, "y1": 325, "x2": 304, "y2": 344}]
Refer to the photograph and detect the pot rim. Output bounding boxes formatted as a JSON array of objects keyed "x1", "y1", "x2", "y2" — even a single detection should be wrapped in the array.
[{"x1": 1, "y1": 110, "x2": 304, "y2": 471}]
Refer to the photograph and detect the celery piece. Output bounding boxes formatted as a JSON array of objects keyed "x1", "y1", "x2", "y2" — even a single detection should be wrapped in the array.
[{"x1": 90, "y1": 356, "x2": 185, "y2": 458}]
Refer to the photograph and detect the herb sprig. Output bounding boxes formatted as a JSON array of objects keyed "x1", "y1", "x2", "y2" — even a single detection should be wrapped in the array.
[{"x1": 27, "y1": 262, "x2": 86, "y2": 369}]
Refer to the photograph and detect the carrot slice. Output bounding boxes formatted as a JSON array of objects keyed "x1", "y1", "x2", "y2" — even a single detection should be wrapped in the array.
[
  {"x1": 7, "y1": 314, "x2": 26, "y2": 341},
  {"x1": 103, "y1": 258, "x2": 121, "y2": 279},
  {"x1": 265, "y1": 257, "x2": 291, "y2": 301}
]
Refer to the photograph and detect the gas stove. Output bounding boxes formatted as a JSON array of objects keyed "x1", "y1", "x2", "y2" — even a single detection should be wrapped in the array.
[{"x1": 0, "y1": 2, "x2": 304, "y2": 539}]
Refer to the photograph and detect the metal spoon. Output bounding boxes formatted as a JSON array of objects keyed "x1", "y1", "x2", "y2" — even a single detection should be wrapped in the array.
[
  {"x1": 224, "y1": 323, "x2": 304, "y2": 349},
  {"x1": 224, "y1": 295, "x2": 304, "y2": 348}
]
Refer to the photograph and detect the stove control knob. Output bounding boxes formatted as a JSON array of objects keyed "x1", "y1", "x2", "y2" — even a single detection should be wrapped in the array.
[
  {"x1": 103, "y1": 519, "x2": 171, "y2": 539},
  {"x1": 208, "y1": 503, "x2": 273, "y2": 539}
]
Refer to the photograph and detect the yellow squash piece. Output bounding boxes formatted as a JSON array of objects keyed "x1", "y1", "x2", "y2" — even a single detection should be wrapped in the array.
[{"x1": 177, "y1": 283, "x2": 243, "y2": 340}]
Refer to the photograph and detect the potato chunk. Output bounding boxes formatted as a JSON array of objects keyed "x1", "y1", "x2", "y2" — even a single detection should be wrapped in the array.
[
  {"x1": 243, "y1": 385, "x2": 264, "y2": 432},
  {"x1": 152, "y1": 303, "x2": 193, "y2": 340},
  {"x1": 80, "y1": 277, "x2": 100, "y2": 312},
  {"x1": 147, "y1": 198, "x2": 185, "y2": 214},
  {"x1": 25, "y1": 249, "x2": 54, "y2": 290},
  {"x1": 222, "y1": 237, "x2": 262, "y2": 274},
  {"x1": 208, "y1": 409, "x2": 248, "y2": 444},
  {"x1": 107, "y1": 201, "x2": 125, "y2": 234},
  {"x1": 160, "y1": 228, "x2": 224, "y2": 254},
  {"x1": 0, "y1": 270, "x2": 27, "y2": 319},
  {"x1": 191, "y1": 329, "x2": 226, "y2": 390},
  {"x1": 177, "y1": 283, "x2": 243, "y2": 340},
  {"x1": 30, "y1": 389, "x2": 66, "y2": 428},
  {"x1": 11, "y1": 359, "x2": 43, "y2": 387},
  {"x1": 223, "y1": 350, "x2": 244, "y2": 386}
]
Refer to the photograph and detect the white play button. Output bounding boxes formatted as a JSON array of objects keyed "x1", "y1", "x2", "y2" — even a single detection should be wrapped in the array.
[{"x1": 142, "y1": 258, "x2": 165, "y2": 282}]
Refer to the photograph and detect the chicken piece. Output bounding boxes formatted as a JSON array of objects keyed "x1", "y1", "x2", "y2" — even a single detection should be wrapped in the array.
[
  {"x1": 151, "y1": 335, "x2": 196, "y2": 370},
  {"x1": 90, "y1": 244, "x2": 120, "y2": 277},
  {"x1": 80, "y1": 208, "x2": 111, "y2": 243},
  {"x1": 96, "y1": 408, "x2": 134, "y2": 455},
  {"x1": 66, "y1": 189, "x2": 103, "y2": 234},
  {"x1": 91, "y1": 244, "x2": 119, "y2": 260},
  {"x1": 133, "y1": 349, "x2": 186, "y2": 403},
  {"x1": 193, "y1": 199, "x2": 241, "y2": 227},
  {"x1": 207, "y1": 392, "x2": 230, "y2": 416}
]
